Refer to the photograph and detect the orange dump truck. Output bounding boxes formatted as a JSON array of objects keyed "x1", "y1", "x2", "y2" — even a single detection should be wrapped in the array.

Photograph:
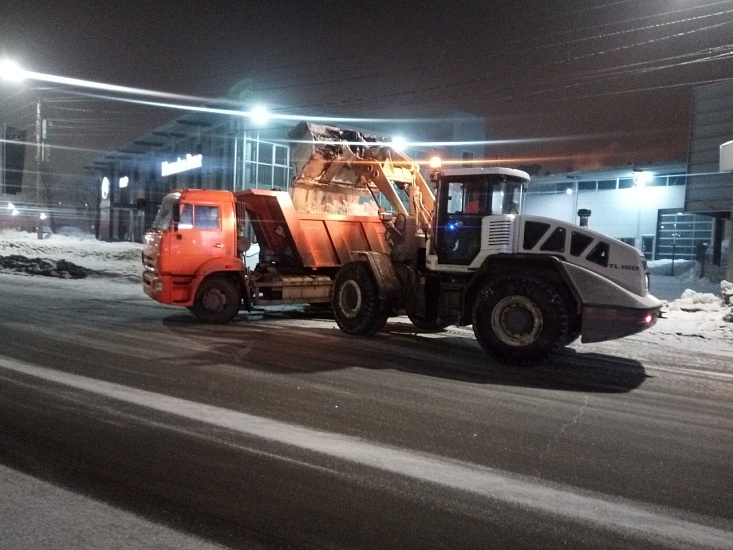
[{"x1": 142, "y1": 187, "x2": 389, "y2": 322}]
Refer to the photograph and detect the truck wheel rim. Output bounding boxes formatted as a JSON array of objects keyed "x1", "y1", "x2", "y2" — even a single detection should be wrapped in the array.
[
  {"x1": 202, "y1": 289, "x2": 227, "y2": 313},
  {"x1": 339, "y1": 280, "x2": 362, "y2": 319},
  {"x1": 491, "y1": 295, "x2": 543, "y2": 347}
]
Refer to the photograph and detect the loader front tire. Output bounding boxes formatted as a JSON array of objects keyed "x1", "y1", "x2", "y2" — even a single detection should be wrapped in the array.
[
  {"x1": 190, "y1": 276, "x2": 241, "y2": 324},
  {"x1": 472, "y1": 277, "x2": 568, "y2": 365},
  {"x1": 332, "y1": 262, "x2": 388, "y2": 335}
]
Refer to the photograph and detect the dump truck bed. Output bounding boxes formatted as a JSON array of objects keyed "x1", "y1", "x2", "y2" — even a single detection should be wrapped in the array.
[{"x1": 235, "y1": 189, "x2": 388, "y2": 269}]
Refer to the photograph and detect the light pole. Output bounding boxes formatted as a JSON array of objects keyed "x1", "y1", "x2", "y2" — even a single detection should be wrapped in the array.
[
  {"x1": 1, "y1": 60, "x2": 49, "y2": 238},
  {"x1": 634, "y1": 170, "x2": 652, "y2": 251},
  {"x1": 35, "y1": 95, "x2": 43, "y2": 205},
  {"x1": 0, "y1": 122, "x2": 5, "y2": 194}
]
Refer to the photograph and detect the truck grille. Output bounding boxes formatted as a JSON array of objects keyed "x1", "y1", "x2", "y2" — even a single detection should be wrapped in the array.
[{"x1": 142, "y1": 252, "x2": 156, "y2": 272}]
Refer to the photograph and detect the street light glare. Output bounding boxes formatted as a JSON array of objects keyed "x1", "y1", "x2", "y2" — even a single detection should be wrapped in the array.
[
  {"x1": 249, "y1": 105, "x2": 269, "y2": 126},
  {"x1": 391, "y1": 135, "x2": 407, "y2": 152},
  {"x1": 0, "y1": 59, "x2": 25, "y2": 82},
  {"x1": 633, "y1": 170, "x2": 654, "y2": 188}
]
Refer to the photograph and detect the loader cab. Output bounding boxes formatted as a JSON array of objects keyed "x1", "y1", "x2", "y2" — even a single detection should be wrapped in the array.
[{"x1": 432, "y1": 167, "x2": 529, "y2": 265}]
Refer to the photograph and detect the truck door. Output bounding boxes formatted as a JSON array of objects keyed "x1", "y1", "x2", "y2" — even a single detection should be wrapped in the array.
[
  {"x1": 168, "y1": 202, "x2": 228, "y2": 275},
  {"x1": 436, "y1": 180, "x2": 485, "y2": 265}
]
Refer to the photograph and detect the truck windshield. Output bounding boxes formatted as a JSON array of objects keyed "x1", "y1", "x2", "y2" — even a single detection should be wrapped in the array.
[{"x1": 151, "y1": 196, "x2": 179, "y2": 230}]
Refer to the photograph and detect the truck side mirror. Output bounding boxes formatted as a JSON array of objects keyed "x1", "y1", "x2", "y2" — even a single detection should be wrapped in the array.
[{"x1": 172, "y1": 204, "x2": 180, "y2": 232}]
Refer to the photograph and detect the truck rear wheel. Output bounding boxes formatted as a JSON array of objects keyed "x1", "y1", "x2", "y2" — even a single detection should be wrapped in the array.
[
  {"x1": 190, "y1": 276, "x2": 241, "y2": 324},
  {"x1": 472, "y1": 277, "x2": 568, "y2": 365},
  {"x1": 332, "y1": 262, "x2": 388, "y2": 335}
]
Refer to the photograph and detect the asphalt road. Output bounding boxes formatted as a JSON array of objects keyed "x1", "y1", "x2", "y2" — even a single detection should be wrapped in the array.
[{"x1": 1, "y1": 274, "x2": 732, "y2": 550}]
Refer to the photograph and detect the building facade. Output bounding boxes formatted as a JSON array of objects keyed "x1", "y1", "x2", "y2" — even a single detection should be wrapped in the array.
[
  {"x1": 93, "y1": 111, "x2": 486, "y2": 242},
  {"x1": 686, "y1": 79, "x2": 733, "y2": 267},
  {"x1": 524, "y1": 164, "x2": 713, "y2": 262},
  {"x1": 95, "y1": 112, "x2": 299, "y2": 242}
]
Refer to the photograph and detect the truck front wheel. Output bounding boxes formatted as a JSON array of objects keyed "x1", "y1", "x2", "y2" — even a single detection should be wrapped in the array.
[
  {"x1": 190, "y1": 276, "x2": 241, "y2": 324},
  {"x1": 472, "y1": 277, "x2": 568, "y2": 365},
  {"x1": 332, "y1": 262, "x2": 388, "y2": 335}
]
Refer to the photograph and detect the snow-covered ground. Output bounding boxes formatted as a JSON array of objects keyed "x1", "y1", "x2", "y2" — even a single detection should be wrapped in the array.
[
  {"x1": 1, "y1": 228, "x2": 731, "y2": 356},
  {"x1": 0, "y1": 228, "x2": 142, "y2": 281}
]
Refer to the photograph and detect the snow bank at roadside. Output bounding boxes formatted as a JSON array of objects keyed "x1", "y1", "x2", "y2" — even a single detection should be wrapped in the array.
[
  {"x1": 0, "y1": 229, "x2": 141, "y2": 281},
  {"x1": 639, "y1": 284, "x2": 733, "y2": 356}
]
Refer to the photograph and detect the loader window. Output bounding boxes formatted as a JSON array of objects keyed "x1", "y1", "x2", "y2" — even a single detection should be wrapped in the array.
[
  {"x1": 447, "y1": 181, "x2": 489, "y2": 214},
  {"x1": 447, "y1": 182, "x2": 466, "y2": 214}
]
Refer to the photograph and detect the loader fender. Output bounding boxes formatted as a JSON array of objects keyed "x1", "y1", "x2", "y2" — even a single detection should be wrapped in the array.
[
  {"x1": 558, "y1": 262, "x2": 662, "y2": 343},
  {"x1": 353, "y1": 251, "x2": 403, "y2": 301}
]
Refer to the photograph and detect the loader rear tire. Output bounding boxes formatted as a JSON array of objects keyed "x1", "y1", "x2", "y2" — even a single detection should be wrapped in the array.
[
  {"x1": 472, "y1": 277, "x2": 568, "y2": 365},
  {"x1": 332, "y1": 262, "x2": 388, "y2": 335},
  {"x1": 190, "y1": 276, "x2": 241, "y2": 324}
]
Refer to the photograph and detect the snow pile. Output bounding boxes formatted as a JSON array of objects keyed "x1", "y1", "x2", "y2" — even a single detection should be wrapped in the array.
[
  {"x1": 722, "y1": 281, "x2": 733, "y2": 323},
  {"x1": 723, "y1": 280, "x2": 733, "y2": 305},
  {"x1": 0, "y1": 229, "x2": 141, "y2": 281},
  {"x1": 639, "y1": 285, "x2": 733, "y2": 356},
  {"x1": 667, "y1": 288, "x2": 723, "y2": 313},
  {"x1": 664, "y1": 285, "x2": 733, "y2": 323},
  {"x1": 0, "y1": 255, "x2": 91, "y2": 279}
]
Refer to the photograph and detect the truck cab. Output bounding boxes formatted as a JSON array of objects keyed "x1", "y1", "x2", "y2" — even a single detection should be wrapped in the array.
[{"x1": 142, "y1": 190, "x2": 243, "y2": 312}]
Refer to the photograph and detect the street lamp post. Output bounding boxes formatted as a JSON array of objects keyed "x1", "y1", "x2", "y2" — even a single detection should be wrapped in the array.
[
  {"x1": 35, "y1": 95, "x2": 43, "y2": 205},
  {"x1": 2, "y1": 60, "x2": 48, "y2": 238}
]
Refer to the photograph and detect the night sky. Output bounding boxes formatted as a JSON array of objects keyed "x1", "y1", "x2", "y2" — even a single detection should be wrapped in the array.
[{"x1": 1, "y1": 0, "x2": 732, "y2": 201}]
